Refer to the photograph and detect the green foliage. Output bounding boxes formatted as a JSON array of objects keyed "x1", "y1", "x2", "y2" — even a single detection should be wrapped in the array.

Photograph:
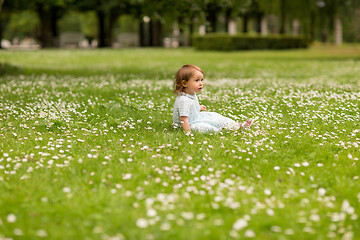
[
  {"x1": 3, "y1": 10, "x2": 38, "y2": 40},
  {"x1": 2, "y1": 0, "x2": 360, "y2": 47},
  {"x1": 117, "y1": 15, "x2": 138, "y2": 33},
  {"x1": 58, "y1": 11, "x2": 82, "y2": 32},
  {"x1": 192, "y1": 33, "x2": 311, "y2": 51},
  {"x1": 79, "y1": 11, "x2": 97, "y2": 38},
  {"x1": 342, "y1": 7, "x2": 360, "y2": 42}
]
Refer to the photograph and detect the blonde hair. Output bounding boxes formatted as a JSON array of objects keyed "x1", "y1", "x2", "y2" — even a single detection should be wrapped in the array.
[{"x1": 173, "y1": 64, "x2": 204, "y2": 94}]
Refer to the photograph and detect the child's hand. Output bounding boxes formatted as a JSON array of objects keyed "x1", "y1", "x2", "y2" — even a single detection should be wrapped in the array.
[{"x1": 200, "y1": 105, "x2": 207, "y2": 111}]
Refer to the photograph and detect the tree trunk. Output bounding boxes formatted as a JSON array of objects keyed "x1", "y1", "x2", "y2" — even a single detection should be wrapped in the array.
[
  {"x1": 242, "y1": 14, "x2": 248, "y2": 33},
  {"x1": 0, "y1": 0, "x2": 4, "y2": 13},
  {"x1": 188, "y1": 19, "x2": 194, "y2": 46},
  {"x1": 199, "y1": 25, "x2": 206, "y2": 35},
  {"x1": 321, "y1": 30, "x2": 328, "y2": 43},
  {"x1": 177, "y1": 16, "x2": 184, "y2": 35},
  {"x1": 107, "y1": 13, "x2": 119, "y2": 48},
  {"x1": 0, "y1": 0, "x2": 3, "y2": 49},
  {"x1": 0, "y1": 16, "x2": 3, "y2": 49},
  {"x1": 225, "y1": 8, "x2": 231, "y2": 33},
  {"x1": 310, "y1": 9, "x2": 315, "y2": 41},
  {"x1": 139, "y1": 20, "x2": 146, "y2": 47},
  {"x1": 51, "y1": 8, "x2": 59, "y2": 47},
  {"x1": 260, "y1": 16, "x2": 268, "y2": 36},
  {"x1": 279, "y1": 0, "x2": 286, "y2": 34},
  {"x1": 228, "y1": 20, "x2": 237, "y2": 35},
  {"x1": 97, "y1": 10, "x2": 107, "y2": 48},
  {"x1": 148, "y1": 20, "x2": 162, "y2": 47},
  {"x1": 256, "y1": 13, "x2": 263, "y2": 33},
  {"x1": 139, "y1": 20, "x2": 143, "y2": 46},
  {"x1": 189, "y1": 19, "x2": 194, "y2": 35},
  {"x1": 292, "y1": 19, "x2": 300, "y2": 36},
  {"x1": 156, "y1": 20, "x2": 163, "y2": 46},
  {"x1": 174, "y1": 18, "x2": 183, "y2": 46},
  {"x1": 37, "y1": 4, "x2": 55, "y2": 48},
  {"x1": 149, "y1": 19, "x2": 153, "y2": 46},
  {"x1": 139, "y1": 19, "x2": 152, "y2": 47},
  {"x1": 334, "y1": 14, "x2": 342, "y2": 45},
  {"x1": 206, "y1": 3, "x2": 217, "y2": 33}
]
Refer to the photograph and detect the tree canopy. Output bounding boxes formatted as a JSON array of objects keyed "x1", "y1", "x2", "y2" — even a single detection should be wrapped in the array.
[{"x1": 1, "y1": 0, "x2": 360, "y2": 48}]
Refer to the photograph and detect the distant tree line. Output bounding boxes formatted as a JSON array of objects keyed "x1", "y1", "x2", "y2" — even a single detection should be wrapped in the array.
[{"x1": 1, "y1": 0, "x2": 360, "y2": 48}]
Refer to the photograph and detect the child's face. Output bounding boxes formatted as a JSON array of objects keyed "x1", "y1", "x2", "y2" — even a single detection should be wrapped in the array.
[{"x1": 182, "y1": 70, "x2": 204, "y2": 95}]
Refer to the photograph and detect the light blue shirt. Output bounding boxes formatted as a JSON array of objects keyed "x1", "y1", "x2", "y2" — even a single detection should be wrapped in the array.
[
  {"x1": 173, "y1": 93, "x2": 239, "y2": 132},
  {"x1": 173, "y1": 93, "x2": 200, "y2": 127}
]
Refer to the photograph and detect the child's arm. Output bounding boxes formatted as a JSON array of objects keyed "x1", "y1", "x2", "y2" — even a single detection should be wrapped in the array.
[
  {"x1": 180, "y1": 116, "x2": 191, "y2": 133},
  {"x1": 200, "y1": 105, "x2": 207, "y2": 111}
]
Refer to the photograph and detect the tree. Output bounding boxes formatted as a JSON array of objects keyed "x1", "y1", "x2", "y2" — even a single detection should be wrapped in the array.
[
  {"x1": 0, "y1": 0, "x2": 4, "y2": 49},
  {"x1": 0, "y1": 0, "x2": 24, "y2": 48},
  {"x1": 205, "y1": 0, "x2": 219, "y2": 33},
  {"x1": 171, "y1": 0, "x2": 206, "y2": 45},
  {"x1": 342, "y1": 0, "x2": 360, "y2": 42},
  {"x1": 273, "y1": 0, "x2": 316, "y2": 37},
  {"x1": 75, "y1": 0, "x2": 130, "y2": 48},
  {"x1": 219, "y1": 0, "x2": 251, "y2": 34},
  {"x1": 313, "y1": 0, "x2": 359, "y2": 45},
  {"x1": 4, "y1": 11, "x2": 39, "y2": 41},
  {"x1": 133, "y1": 0, "x2": 178, "y2": 47},
  {"x1": 301, "y1": 0, "x2": 318, "y2": 40},
  {"x1": 0, "y1": 0, "x2": 4, "y2": 12},
  {"x1": 247, "y1": 0, "x2": 266, "y2": 33},
  {"x1": 36, "y1": 2, "x2": 61, "y2": 47},
  {"x1": 324, "y1": 0, "x2": 344, "y2": 45},
  {"x1": 9, "y1": 0, "x2": 72, "y2": 48}
]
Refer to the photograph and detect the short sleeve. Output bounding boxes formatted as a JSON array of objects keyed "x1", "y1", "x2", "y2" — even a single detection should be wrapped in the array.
[{"x1": 178, "y1": 97, "x2": 190, "y2": 117}]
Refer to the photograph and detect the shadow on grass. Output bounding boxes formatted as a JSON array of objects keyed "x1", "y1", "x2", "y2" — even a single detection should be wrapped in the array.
[{"x1": 0, "y1": 62, "x2": 23, "y2": 76}]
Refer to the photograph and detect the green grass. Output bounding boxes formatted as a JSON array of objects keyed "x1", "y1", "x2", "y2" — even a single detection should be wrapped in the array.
[{"x1": 0, "y1": 46, "x2": 359, "y2": 239}]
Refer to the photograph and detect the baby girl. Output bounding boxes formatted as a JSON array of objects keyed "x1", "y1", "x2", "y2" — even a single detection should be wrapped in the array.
[{"x1": 172, "y1": 64, "x2": 253, "y2": 133}]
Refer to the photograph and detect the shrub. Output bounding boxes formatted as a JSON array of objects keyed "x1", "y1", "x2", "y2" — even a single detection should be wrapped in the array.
[{"x1": 192, "y1": 33, "x2": 311, "y2": 51}]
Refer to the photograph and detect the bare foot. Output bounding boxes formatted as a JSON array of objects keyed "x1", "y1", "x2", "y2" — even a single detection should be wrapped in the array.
[{"x1": 239, "y1": 119, "x2": 255, "y2": 129}]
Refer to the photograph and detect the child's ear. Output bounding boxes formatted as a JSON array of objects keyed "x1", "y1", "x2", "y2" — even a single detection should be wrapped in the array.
[{"x1": 181, "y1": 80, "x2": 187, "y2": 87}]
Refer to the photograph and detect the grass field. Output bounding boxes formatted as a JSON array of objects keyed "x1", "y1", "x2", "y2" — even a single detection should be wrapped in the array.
[{"x1": 0, "y1": 46, "x2": 360, "y2": 239}]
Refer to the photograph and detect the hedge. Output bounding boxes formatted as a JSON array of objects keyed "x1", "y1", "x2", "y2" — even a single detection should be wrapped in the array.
[{"x1": 192, "y1": 34, "x2": 311, "y2": 51}]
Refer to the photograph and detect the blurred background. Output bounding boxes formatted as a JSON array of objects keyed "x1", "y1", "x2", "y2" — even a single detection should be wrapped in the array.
[{"x1": 0, "y1": 0, "x2": 359, "y2": 49}]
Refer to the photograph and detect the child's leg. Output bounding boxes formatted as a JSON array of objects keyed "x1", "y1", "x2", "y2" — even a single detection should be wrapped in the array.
[{"x1": 191, "y1": 122, "x2": 220, "y2": 133}]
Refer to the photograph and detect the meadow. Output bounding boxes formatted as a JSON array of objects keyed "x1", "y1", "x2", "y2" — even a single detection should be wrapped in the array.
[{"x1": 0, "y1": 46, "x2": 359, "y2": 239}]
